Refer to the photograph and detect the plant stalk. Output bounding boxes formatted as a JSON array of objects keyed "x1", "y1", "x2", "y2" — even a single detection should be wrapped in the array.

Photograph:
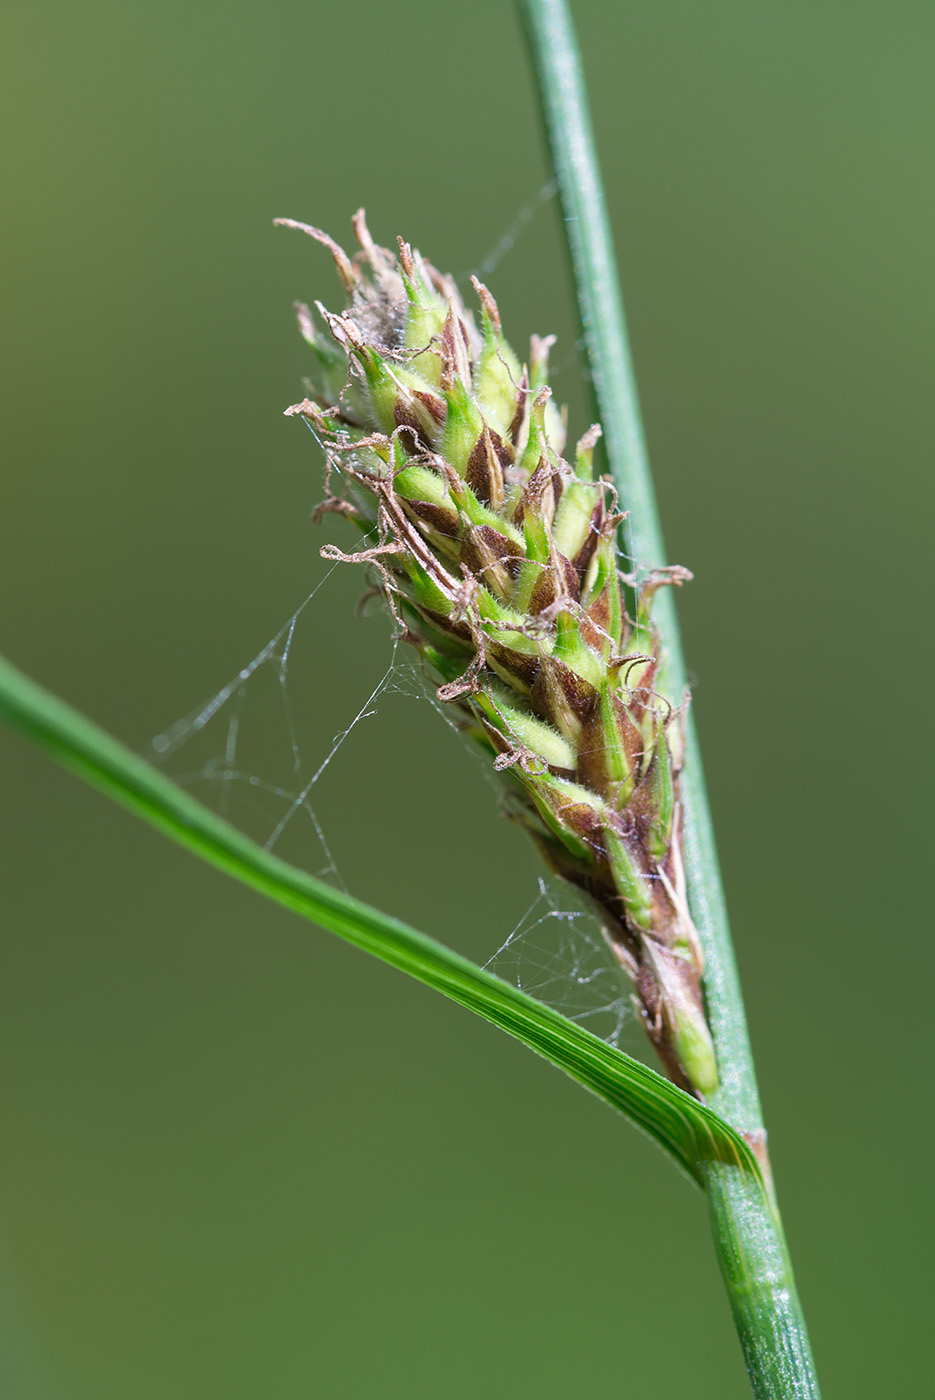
[{"x1": 517, "y1": 1, "x2": 820, "y2": 1394}]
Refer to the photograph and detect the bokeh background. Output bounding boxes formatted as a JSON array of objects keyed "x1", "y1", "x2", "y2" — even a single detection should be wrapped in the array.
[{"x1": 1, "y1": 2, "x2": 932, "y2": 1395}]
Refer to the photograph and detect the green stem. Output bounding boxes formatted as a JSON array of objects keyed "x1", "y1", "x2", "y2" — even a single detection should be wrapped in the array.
[
  {"x1": 517, "y1": 2, "x2": 820, "y2": 1395},
  {"x1": 704, "y1": 1164, "x2": 821, "y2": 1400}
]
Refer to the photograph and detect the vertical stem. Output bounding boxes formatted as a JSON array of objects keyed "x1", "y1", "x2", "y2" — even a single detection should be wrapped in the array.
[
  {"x1": 515, "y1": 0, "x2": 758, "y2": 1133},
  {"x1": 703, "y1": 1165, "x2": 821, "y2": 1400},
  {"x1": 516, "y1": 3, "x2": 820, "y2": 1396}
]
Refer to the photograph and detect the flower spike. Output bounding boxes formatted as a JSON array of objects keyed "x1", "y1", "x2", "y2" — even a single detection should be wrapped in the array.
[{"x1": 279, "y1": 212, "x2": 718, "y2": 1098}]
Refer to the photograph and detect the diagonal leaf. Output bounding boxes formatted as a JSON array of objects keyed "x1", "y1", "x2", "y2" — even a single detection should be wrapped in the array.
[{"x1": 0, "y1": 651, "x2": 762, "y2": 1187}]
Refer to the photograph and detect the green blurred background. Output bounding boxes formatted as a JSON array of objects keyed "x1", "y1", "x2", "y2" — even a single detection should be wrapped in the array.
[{"x1": 1, "y1": 1, "x2": 931, "y2": 1395}]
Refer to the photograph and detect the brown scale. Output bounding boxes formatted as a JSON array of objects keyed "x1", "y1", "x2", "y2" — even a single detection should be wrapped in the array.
[
  {"x1": 465, "y1": 427, "x2": 511, "y2": 508},
  {"x1": 459, "y1": 525, "x2": 524, "y2": 602}
]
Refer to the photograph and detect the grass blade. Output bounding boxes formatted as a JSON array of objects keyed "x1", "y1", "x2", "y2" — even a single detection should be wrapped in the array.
[{"x1": 0, "y1": 648, "x2": 760, "y2": 1187}]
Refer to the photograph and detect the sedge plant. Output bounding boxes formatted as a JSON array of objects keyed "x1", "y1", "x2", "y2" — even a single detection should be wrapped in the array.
[{"x1": 0, "y1": 1, "x2": 820, "y2": 1395}]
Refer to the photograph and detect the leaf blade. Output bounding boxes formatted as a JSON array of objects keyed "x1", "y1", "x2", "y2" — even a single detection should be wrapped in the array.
[{"x1": 0, "y1": 650, "x2": 759, "y2": 1186}]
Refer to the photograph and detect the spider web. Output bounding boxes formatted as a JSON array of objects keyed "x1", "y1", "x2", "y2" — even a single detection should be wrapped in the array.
[
  {"x1": 484, "y1": 879, "x2": 630, "y2": 1048},
  {"x1": 151, "y1": 566, "x2": 416, "y2": 889},
  {"x1": 149, "y1": 184, "x2": 635, "y2": 1048},
  {"x1": 151, "y1": 580, "x2": 633, "y2": 1048}
]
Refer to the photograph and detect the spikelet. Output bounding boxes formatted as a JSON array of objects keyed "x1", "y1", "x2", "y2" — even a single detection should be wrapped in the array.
[{"x1": 279, "y1": 211, "x2": 717, "y2": 1097}]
